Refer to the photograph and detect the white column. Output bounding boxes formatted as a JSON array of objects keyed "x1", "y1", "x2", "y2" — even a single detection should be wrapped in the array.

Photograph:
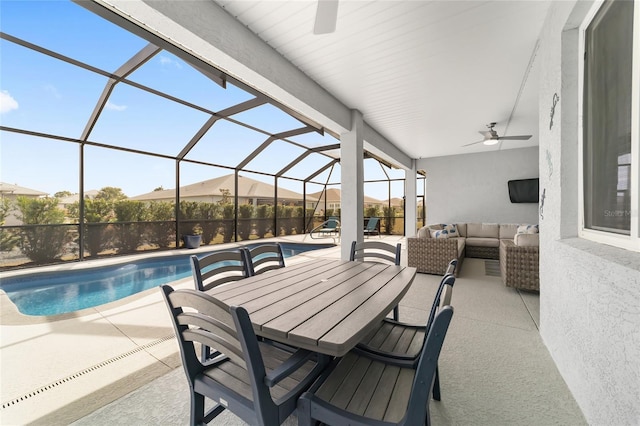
[
  {"x1": 404, "y1": 160, "x2": 417, "y2": 237},
  {"x1": 340, "y1": 110, "x2": 364, "y2": 260}
]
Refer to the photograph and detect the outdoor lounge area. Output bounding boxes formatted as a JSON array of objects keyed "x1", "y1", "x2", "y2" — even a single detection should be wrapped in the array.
[{"x1": 1, "y1": 1, "x2": 639, "y2": 425}]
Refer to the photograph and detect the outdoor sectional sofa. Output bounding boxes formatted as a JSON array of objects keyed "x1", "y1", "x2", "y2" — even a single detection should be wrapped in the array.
[{"x1": 407, "y1": 222, "x2": 539, "y2": 291}]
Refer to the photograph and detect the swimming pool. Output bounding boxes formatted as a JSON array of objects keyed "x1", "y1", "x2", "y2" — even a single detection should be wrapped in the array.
[{"x1": 0, "y1": 243, "x2": 335, "y2": 316}]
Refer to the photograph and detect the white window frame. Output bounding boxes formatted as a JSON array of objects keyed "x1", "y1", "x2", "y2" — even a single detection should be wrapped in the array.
[{"x1": 578, "y1": 0, "x2": 640, "y2": 252}]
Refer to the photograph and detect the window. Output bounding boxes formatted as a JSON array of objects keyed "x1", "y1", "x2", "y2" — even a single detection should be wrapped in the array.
[{"x1": 580, "y1": 0, "x2": 639, "y2": 251}]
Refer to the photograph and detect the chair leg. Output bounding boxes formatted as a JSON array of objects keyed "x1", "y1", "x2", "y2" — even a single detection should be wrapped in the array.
[
  {"x1": 191, "y1": 392, "x2": 205, "y2": 425},
  {"x1": 297, "y1": 395, "x2": 313, "y2": 426},
  {"x1": 432, "y1": 366, "x2": 441, "y2": 401},
  {"x1": 201, "y1": 345, "x2": 210, "y2": 363}
]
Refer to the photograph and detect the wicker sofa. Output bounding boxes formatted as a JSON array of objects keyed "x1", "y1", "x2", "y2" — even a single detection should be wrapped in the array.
[
  {"x1": 407, "y1": 222, "x2": 539, "y2": 290},
  {"x1": 499, "y1": 234, "x2": 540, "y2": 291}
]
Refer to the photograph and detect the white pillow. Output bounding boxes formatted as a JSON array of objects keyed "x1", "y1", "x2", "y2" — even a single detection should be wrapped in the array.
[
  {"x1": 430, "y1": 229, "x2": 449, "y2": 239},
  {"x1": 442, "y1": 224, "x2": 459, "y2": 238},
  {"x1": 517, "y1": 224, "x2": 539, "y2": 234}
]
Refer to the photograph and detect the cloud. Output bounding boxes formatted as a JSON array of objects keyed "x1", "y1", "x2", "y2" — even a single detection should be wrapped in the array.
[
  {"x1": 159, "y1": 55, "x2": 183, "y2": 69},
  {"x1": 0, "y1": 90, "x2": 19, "y2": 114},
  {"x1": 43, "y1": 84, "x2": 62, "y2": 99},
  {"x1": 105, "y1": 101, "x2": 127, "y2": 111}
]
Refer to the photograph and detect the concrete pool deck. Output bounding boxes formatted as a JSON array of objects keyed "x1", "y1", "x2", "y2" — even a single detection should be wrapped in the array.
[
  {"x1": 1, "y1": 235, "x2": 586, "y2": 425},
  {"x1": 0, "y1": 235, "x2": 343, "y2": 425}
]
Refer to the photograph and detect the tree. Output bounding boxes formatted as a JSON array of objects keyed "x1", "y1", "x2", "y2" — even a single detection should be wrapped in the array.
[
  {"x1": 15, "y1": 196, "x2": 68, "y2": 263},
  {"x1": 153, "y1": 186, "x2": 164, "y2": 191},
  {"x1": 54, "y1": 190, "x2": 73, "y2": 198},
  {"x1": 95, "y1": 186, "x2": 127, "y2": 203}
]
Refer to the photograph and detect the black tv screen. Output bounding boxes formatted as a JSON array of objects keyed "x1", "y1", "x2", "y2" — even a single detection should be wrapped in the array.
[{"x1": 508, "y1": 178, "x2": 539, "y2": 203}]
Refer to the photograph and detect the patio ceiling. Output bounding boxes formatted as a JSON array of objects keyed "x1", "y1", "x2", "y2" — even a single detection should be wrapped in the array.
[{"x1": 213, "y1": 0, "x2": 550, "y2": 160}]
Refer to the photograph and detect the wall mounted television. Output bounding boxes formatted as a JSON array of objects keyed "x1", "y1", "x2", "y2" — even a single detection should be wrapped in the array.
[{"x1": 508, "y1": 178, "x2": 539, "y2": 203}]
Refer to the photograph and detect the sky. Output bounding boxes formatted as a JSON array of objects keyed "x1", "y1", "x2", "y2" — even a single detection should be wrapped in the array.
[{"x1": 0, "y1": 0, "x2": 408, "y2": 201}]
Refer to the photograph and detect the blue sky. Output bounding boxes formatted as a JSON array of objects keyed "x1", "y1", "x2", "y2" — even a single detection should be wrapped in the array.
[{"x1": 0, "y1": 0, "x2": 406, "y2": 201}]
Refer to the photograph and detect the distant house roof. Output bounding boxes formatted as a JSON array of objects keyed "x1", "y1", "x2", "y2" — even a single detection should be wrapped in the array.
[
  {"x1": 130, "y1": 174, "x2": 312, "y2": 202},
  {"x1": 308, "y1": 188, "x2": 383, "y2": 205},
  {"x1": 387, "y1": 197, "x2": 404, "y2": 207},
  {"x1": 58, "y1": 190, "x2": 100, "y2": 205},
  {"x1": 0, "y1": 182, "x2": 48, "y2": 197}
]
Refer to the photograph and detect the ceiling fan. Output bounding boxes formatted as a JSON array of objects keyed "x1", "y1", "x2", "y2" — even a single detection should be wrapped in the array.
[
  {"x1": 463, "y1": 122, "x2": 532, "y2": 146},
  {"x1": 313, "y1": 0, "x2": 339, "y2": 35}
]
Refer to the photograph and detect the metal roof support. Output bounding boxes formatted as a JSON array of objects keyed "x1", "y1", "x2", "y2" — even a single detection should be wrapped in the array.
[{"x1": 80, "y1": 42, "x2": 161, "y2": 141}]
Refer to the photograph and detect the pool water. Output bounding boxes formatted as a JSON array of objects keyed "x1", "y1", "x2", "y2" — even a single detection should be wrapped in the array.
[{"x1": 1, "y1": 243, "x2": 334, "y2": 316}]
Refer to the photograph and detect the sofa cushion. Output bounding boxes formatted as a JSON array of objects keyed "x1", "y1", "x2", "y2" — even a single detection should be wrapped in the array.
[
  {"x1": 517, "y1": 224, "x2": 539, "y2": 234},
  {"x1": 499, "y1": 223, "x2": 520, "y2": 240},
  {"x1": 467, "y1": 223, "x2": 499, "y2": 238},
  {"x1": 456, "y1": 223, "x2": 467, "y2": 237},
  {"x1": 514, "y1": 233, "x2": 539, "y2": 246},
  {"x1": 465, "y1": 237, "x2": 500, "y2": 248}
]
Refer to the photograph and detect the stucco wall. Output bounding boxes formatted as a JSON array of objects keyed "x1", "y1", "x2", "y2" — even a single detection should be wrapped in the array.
[
  {"x1": 538, "y1": 2, "x2": 640, "y2": 425},
  {"x1": 417, "y1": 147, "x2": 539, "y2": 225}
]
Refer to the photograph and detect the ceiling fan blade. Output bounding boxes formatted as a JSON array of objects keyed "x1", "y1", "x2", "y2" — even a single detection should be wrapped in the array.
[
  {"x1": 313, "y1": 0, "x2": 339, "y2": 35},
  {"x1": 478, "y1": 130, "x2": 492, "y2": 138},
  {"x1": 462, "y1": 140, "x2": 486, "y2": 147},
  {"x1": 497, "y1": 135, "x2": 532, "y2": 140}
]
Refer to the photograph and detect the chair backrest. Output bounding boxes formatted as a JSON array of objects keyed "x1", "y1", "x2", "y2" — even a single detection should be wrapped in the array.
[
  {"x1": 438, "y1": 260, "x2": 457, "y2": 308},
  {"x1": 403, "y1": 305, "x2": 454, "y2": 425},
  {"x1": 160, "y1": 285, "x2": 281, "y2": 424},
  {"x1": 445, "y1": 258, "x2": 458, "y2": 276},
  {"x1": 190, "y1": 249, "x2": 250, "y2": 292},
  {"x1": 245, "y1": 243, "x2": 285, "y2": 276},
  {"x1": 325, "y1": 217, "x2": 339, "y2": 229},
  {"x1": 350, "y1": 240, "x2": 401, "y2": 265},
  {"x1": 426, "y1": 274, "x2": 455, "y2": 332},
  {"x1": 439, "y1": 282, "x2": 454, "y2": 308},
  {"x1": 365, "y1": 217, "x2": 379, "y2": 231}
]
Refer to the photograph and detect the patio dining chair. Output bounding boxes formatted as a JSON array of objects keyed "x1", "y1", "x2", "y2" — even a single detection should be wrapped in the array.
[
  {"x1": 363, "y1": 216, "x2": 381, "y2": 237},
  {"x1": 297, "y1": 305, "x2": 454, "y2": 426},
  {"x1": 311, "y1": 216, "x2": 340, "y2": 238},
  {"x1": 245, "y1": 242, "x2": 285, "y2": 276},
  {"x1": 350, "y1": 240, "x2": 402, "y2": 320},
  {"x1": 355, "y1": 259, "x2": 457, "y2": 401},
  {"x1": 190, "y1": 249, "x2": 250, "y2": 292},
  {"x1": 161, "y1": 285, "x2": 327, "y2": 426},
  {"x1": 190, "y1": 249, "x2": 250, "y2": 361}
]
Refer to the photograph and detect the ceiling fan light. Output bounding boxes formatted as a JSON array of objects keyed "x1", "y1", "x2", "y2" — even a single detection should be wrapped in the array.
[{"x1": 483, "y1": 139, "x2": 499, "y2": 146}]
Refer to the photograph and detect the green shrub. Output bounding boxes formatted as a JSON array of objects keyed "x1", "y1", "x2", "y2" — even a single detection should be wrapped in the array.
[
  {"x1": 0, "y1": 198, "x2": 20, "y2": 252},
  {"x1": 113, "y1": 200, "x2": 148, "y2": 253},
  {"x1": 15, "y1": 197, "x2": 67, "y2": 263}
]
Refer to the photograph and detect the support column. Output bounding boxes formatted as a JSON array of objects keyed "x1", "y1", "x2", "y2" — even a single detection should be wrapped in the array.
[
  {"x1": 340, "y1": 110, "x2": 364, "y2": 260},
  {"x1": 404, "y1": 160, "x2": 417, "y2": 237}
]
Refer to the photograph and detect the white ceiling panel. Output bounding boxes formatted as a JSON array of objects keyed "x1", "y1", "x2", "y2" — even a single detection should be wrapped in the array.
[{"x1": 214, "y1": 0, "x2": 551, "y2": 160}]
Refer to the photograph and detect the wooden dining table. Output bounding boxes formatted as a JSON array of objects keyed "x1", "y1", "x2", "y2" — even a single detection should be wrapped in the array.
[{"x1": 206, "y1": 258, "x2": 417, "y2": 357}]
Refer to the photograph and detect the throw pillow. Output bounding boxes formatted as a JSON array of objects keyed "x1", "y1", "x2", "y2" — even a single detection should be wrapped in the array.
[
  {"x1": 517, "y1": 224, "x2": 539, "y2": 234},
  {"x1": 430, "y1": 229, "x2": 449, "y2": 239},
  {"x1": 442, "y1": 224, "x2": 459, "y2": 237}
]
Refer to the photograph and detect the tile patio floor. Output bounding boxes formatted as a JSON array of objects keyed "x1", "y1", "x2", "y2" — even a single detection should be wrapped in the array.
[{"x1": 0, "y1": 235, "x2": 586, "y2": 425}]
